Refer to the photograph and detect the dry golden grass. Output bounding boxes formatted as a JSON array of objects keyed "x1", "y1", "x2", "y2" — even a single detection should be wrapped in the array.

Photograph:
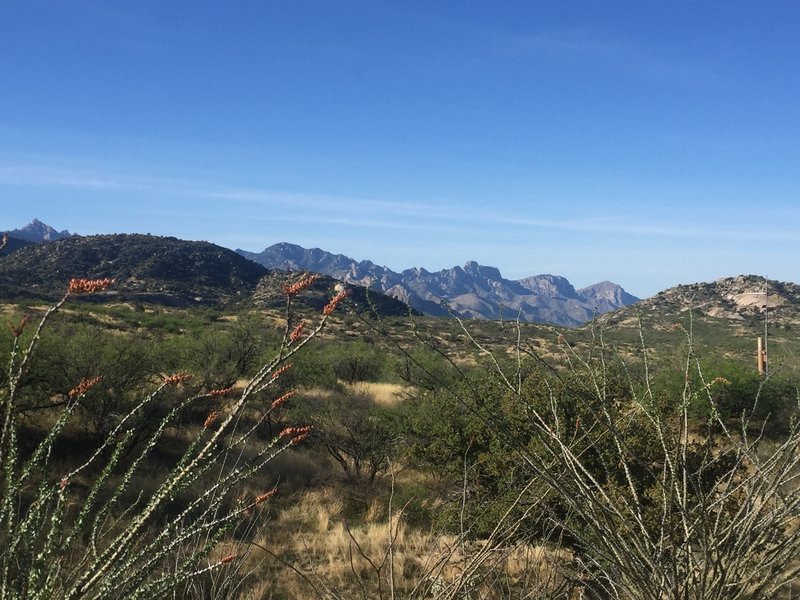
[
  {"x1": 344, "y1": 381, "x2": 410, "y2": 407},
  {"x1": 301, "y1": 382, "x2": 411, "y2": 408},
  {"x1": 230, "y1": 484, "x2": 569, "y2": 600}
]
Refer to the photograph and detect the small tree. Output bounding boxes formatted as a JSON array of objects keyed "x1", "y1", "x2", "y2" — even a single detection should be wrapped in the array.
[
  {"x1": 329, "y1": 340, "x2": 385, "y2": 384},
  {"x1": 304, "y1": 390, "x2": 399, "y2": 484}
]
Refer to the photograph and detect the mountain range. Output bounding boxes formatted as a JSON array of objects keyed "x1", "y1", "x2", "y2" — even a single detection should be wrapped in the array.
[
  {"x1": 7, "y1": 220, "x2": 796, "y2": 330},
  {"x1": 237, "y1": 242, "x2": 639, "y2": 326},
  {"x1": 0, "y1": 228, "x2": 414, "y2": 316}
]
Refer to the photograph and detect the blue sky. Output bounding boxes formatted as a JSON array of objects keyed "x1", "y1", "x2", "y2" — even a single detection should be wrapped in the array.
[{"x1": 2, "y1": 1, "x2": 799, "y2": 297}]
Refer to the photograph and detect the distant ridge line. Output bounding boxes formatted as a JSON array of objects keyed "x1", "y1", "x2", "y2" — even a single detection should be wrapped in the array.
[{"x1": 237, "y1": 242, "x2": 639, "y2": 326}]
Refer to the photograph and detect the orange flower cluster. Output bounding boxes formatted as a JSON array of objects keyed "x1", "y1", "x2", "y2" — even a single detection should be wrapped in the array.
[
  {"x1": 67, "y1": 278, "x2": 115, "y2": 295},
  {"x1": 163, "y1": 372, "x2": 191, "y2": 385},
  {"x1": 282, "y1": 274, "x2": 319, "y2": 296},
  {"x1": 254, "y1": 489, "x2": 277, "y2": 505},
  {"x1": 272, "y1": 363, "x2": 293, "y2": 379},
  {"x1": 203, "y1": 410, "x2": 220, "y2": 429},
  {"x1": 279, "y1": 425, "x2": 313, "y2": 445},
  {"x1": 270, "y1": 391, "x2": 296, "y2": 411},
  {"x1": 323, "y1": 289, "x2": 350, "y2": 315},
  {"x1": 209, "y1": 386, "x2": 235, "y2": 397},
  {"x1": 68, "y1": 376, "x2": 103, "y2": 398},
  {"x1": 289, "y1": 319, "x2": 307, "y2": 342},
  {"x1": 219, "y1": 554, "x2": 237, "y2": 565},
  {"x1": 7, "y1": 315, "x2": 30, "y2": 338}
]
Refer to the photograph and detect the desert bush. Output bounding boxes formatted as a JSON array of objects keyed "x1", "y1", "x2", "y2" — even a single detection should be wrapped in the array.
[
  {"x1": 294, "y1": 389, "x2": 400, "y2": 484},
  {"x1": 328, "y1": 339, "x2": 388, "y2": 384},
  {"x1": 177, "y1": 313, "x2": 280, "y2": 390},
  {"x1": 281, "y1": 343, "x2": 340, "y2": 390},
  {"x1": 427, "y1": 318, "x2": 800, "y2": 599},
  {"x1": 12, "y1": 322, "x2": 160, "y2": 408},
  {"x1": 351, "y1": 302, "x2": 800, "y2": 598},
  {"x1": 696, "y1": 358, "x2": 798, "y2": 433}
]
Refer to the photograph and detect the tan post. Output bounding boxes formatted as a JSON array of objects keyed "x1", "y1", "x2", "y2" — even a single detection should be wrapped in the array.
[{"x1": 757, "y1": 337, "x2": 766, "y2": 376}]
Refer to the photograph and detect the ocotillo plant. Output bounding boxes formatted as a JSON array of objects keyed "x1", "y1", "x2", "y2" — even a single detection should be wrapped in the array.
[
  {"x1": 0, "y1": 269, "x2": 348, "y2": 600},
  {"x1": 443, "y1": 315, "x2": 800, "y2": 599}
]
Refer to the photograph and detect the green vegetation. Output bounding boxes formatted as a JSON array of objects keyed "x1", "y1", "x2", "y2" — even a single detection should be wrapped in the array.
[
  {"x1": 0, "y1": 277, "x2": 340, "y2": 599},
  {"x1": 2, "y1": 274, "x2": 800, "y2": 599}
]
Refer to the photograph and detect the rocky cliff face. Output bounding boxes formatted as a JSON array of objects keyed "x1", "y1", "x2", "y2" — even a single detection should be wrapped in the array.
[{"x1": 238, "y1": 243, "x2": 639, "y2": 326}]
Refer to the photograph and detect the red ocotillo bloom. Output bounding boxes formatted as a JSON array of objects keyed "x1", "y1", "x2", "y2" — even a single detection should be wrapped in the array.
[
  {"x1": 7, "y1": 315, "x2": 30, "y2": 338},
  {"x1": 208, "y1": 386, "x2": 235, "y2": 397},
  {"x1": 69, "y1": 376, "x2": 103, "y2": 398},
  {"x1": 270, "y1": 391, "x2": 296, "y2": 411},
  {"x1": 67, "y1": 278, "x2": 115, "y2": 295},
  {"x1": 203, "y1": 410, "x2": 220, "y2": 429},
  {"x1": 289, "y1": 320, "x2": 307, "y2": 342},
  {"x1": 279, "y1": 425, "x2": 313, "y2": 445},
  {"x1": 163, "y1": 372, "x2": 191, "y2": 385},
  {"x1": 282, "y1": 275, "x2": 318, "y2": 296},
  {"x1": 323, "y1": 289, "x2": 349, "y2": 316},
  {"x1": 254, "y1": 489, "x2": 277, "y2": 505}
]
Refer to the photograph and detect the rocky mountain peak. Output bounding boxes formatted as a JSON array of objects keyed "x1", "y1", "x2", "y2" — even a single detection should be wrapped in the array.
[
  {"x1": 580, "y1": 281, "x2": 639, "y2": 307},
  {"x1": 402, "y1": 266, "x2": 430, "y2": 277},
  {"x1": 463, "y1": 261, "x2": 503, "y2": 281},
  {"x1": 517, "y1": 274, "x2": 579, "y2": 299},
  {"x1": 9, "y1": 219, "x2": 72, "y2": 243}
]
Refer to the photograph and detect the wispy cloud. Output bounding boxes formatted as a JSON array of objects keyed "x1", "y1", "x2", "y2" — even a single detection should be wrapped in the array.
[
  {"x1": 0, "y1": 164, "x2": 134, "y2": 191},
  {"x1": 486, "y1": 214, "x2": 800, "y2": 243},
  {"x1": 0, "y1": 161, "x2": 459, "y2": 219},
  {"x1": 439, "y1": 17, "x2": 714, "y2": 87},
  {"x1": 3, "y1": 159, "x2": 796, "y2": 244}
]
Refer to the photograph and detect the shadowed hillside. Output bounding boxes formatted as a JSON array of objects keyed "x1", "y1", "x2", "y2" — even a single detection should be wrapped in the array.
[{"x1": 0, "y1": 234, "x2": 269, "y2": 306}]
